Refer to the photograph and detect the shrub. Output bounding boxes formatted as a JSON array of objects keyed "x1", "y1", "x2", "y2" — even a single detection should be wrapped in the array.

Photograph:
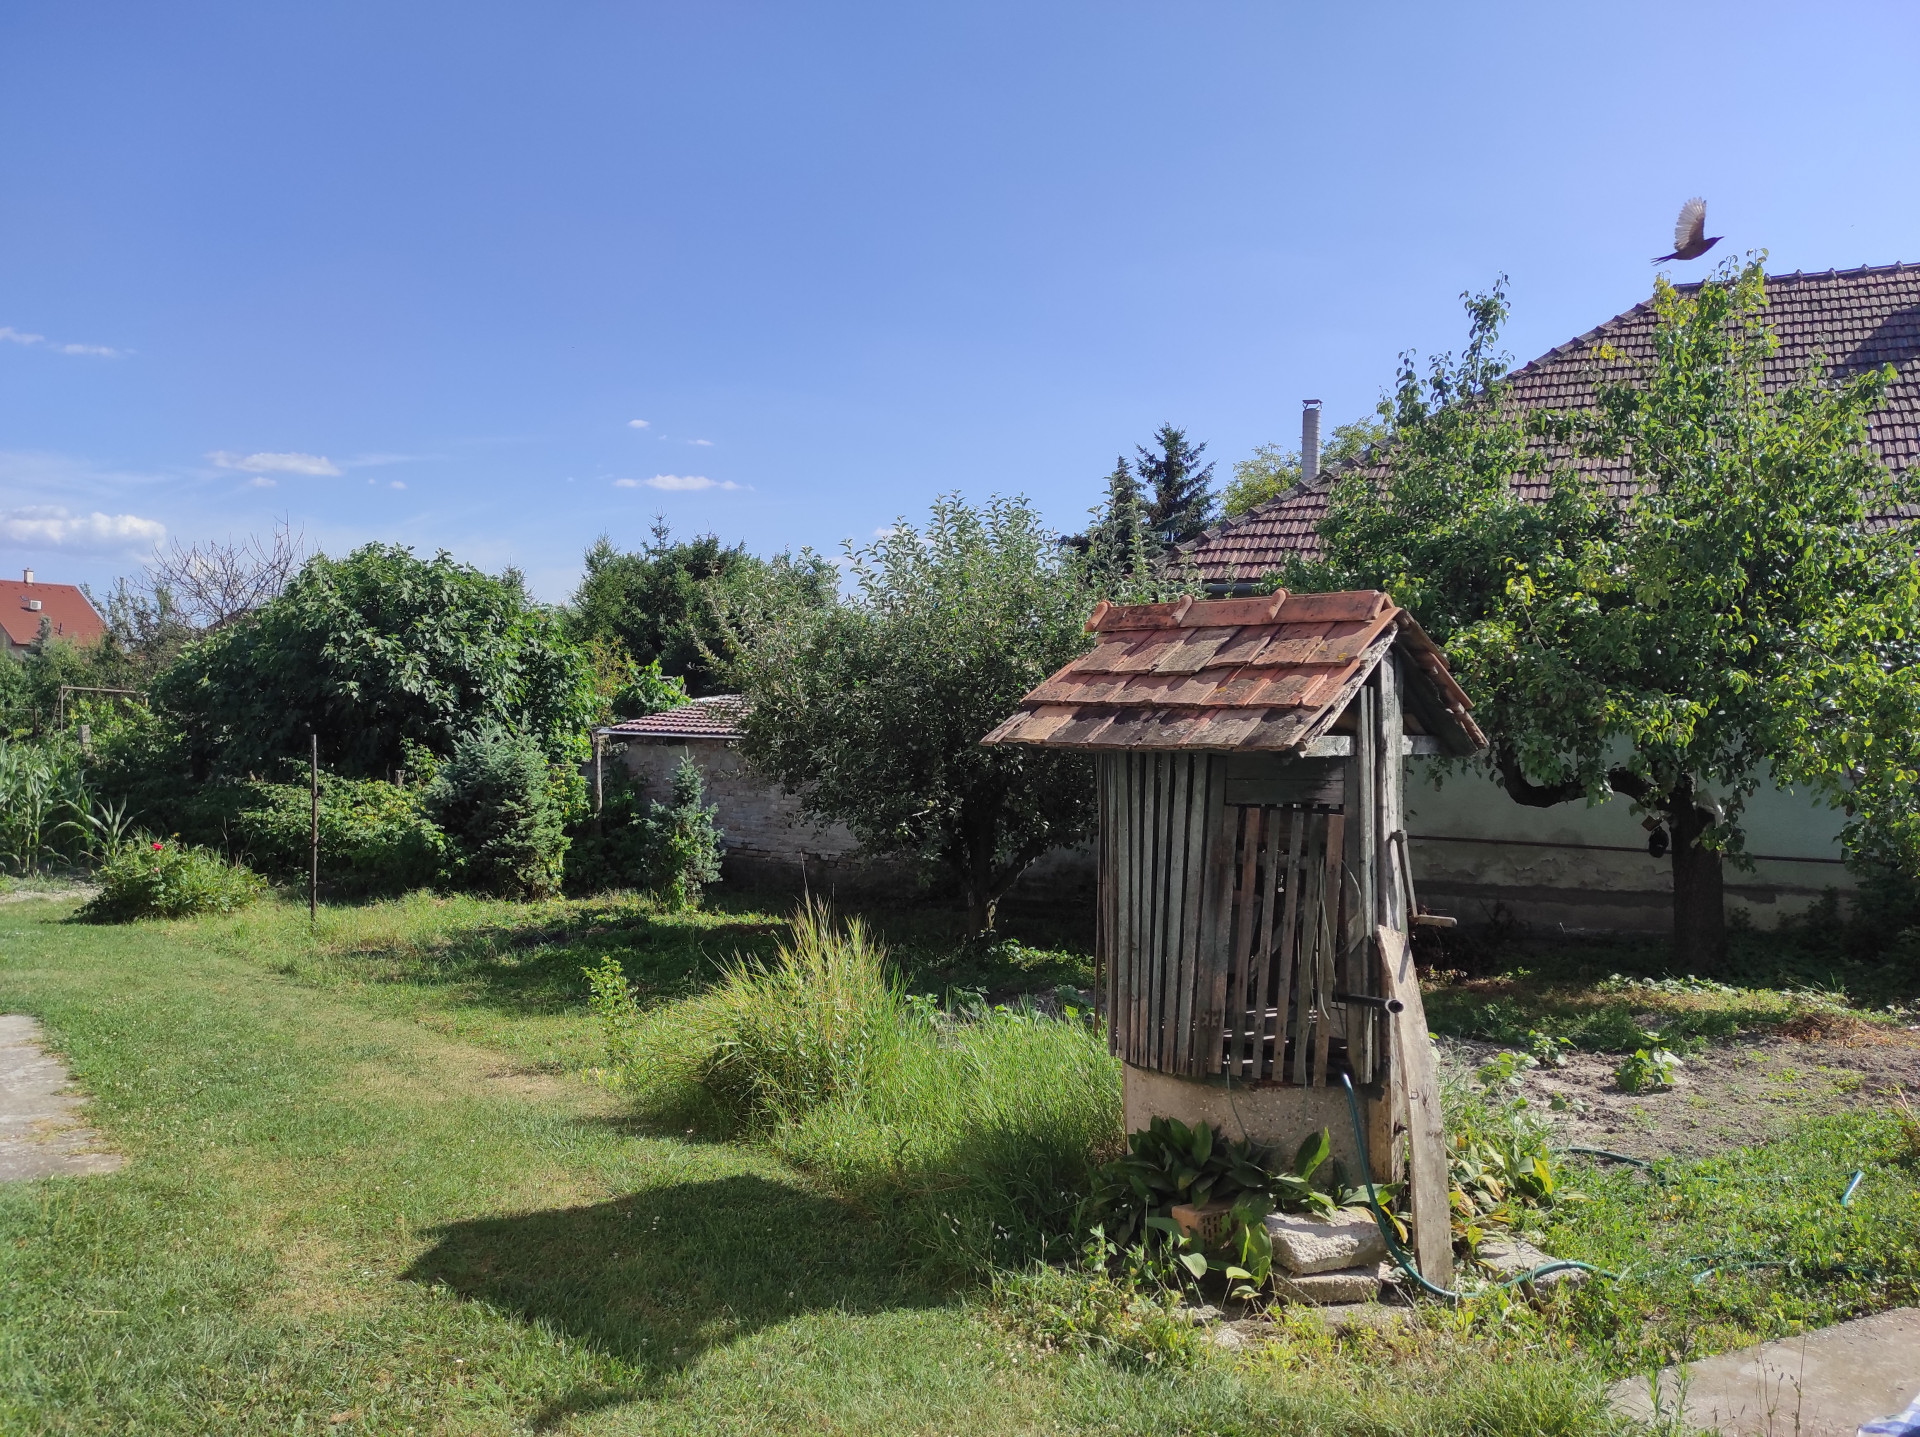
[
  {"x1": 588, "y1": 902, "x2": 1122, "y2": 1275},
  {"x1": 565, "y1": 755, "x2": 723, "y2": 906},
  {"x1": 231, "y1": 777, "x2": 448, "y2": 896},
  {"x1": 80, "y1": 839, "x2": 265, "y2": 921},
  {"x1": 426, "y1": 728, "x2": 568, "y2": 898}
]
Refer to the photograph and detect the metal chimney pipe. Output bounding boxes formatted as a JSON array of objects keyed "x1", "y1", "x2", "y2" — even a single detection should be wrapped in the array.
[{"x1": 1301, "y1": 400, "x2": 1322, "y2": 484}]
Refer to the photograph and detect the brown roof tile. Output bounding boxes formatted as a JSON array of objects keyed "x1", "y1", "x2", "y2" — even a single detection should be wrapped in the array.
[
  {"x1": 602, "y1": 694, "x2": 748, "y2": 740},
  {"x1": 1185, "y1": 262, "x2": 1920, "y2": 583},
  {"x1": 0, "y1": 578, "x2": 106, "y2": 650},
  {"x1": 982, "y1": 592, "x2": 1485, "y2": 755}
]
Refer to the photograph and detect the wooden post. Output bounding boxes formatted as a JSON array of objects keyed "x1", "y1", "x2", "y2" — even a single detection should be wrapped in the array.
[
  {"x1": 1378, "y1": 924, "x2": 1451, "y2": 1286},
  {"x1": 591, "y1": 731, "x2": 605, "y2": 837},
  {"x1": 309, "y1": 732, "x2": 319, "y2": 924}
]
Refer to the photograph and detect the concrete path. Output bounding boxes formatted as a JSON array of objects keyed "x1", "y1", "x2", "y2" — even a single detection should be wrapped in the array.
[
  {"x1": 1611, "y1": 1308, "x2": 1920, "y2": 1437},
  {"x1": 0, "y1": 1014, "x2": 124, "y2": 1181}
]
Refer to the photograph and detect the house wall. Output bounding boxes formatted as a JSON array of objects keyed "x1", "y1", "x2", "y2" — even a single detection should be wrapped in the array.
[{"x1": 1404, "y1": 760, "x2": 1853, "y2": 934}]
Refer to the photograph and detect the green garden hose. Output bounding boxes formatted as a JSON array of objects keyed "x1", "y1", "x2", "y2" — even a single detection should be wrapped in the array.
[{"x1": 1336, "y1": 1073, "x2": 1617, "y2": 1304}]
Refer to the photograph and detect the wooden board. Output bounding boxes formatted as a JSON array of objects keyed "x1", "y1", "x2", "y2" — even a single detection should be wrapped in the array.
[{"x1": 1378, "y1": 924, "x2": 1452, "y2": 1287}]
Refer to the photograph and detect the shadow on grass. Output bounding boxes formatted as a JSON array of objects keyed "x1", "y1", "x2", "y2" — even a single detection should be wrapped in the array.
[
  {"x1": 309, "y1": 888, "x2": 1097, "y2": 1019},
  {"x1": 401, "y1": 1172, "x2": 943, "y2": 1417}
]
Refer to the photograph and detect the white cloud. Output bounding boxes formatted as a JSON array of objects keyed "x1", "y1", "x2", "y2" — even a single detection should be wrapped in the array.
[
  {"x1": 643, "y1": 474, "x2": 740, "y2": 492},
  {"x1": 0, "y1": 325, "x2": 120, "y2": 357},
  {"x1": 688, "y1": 438, "x2": 713, "y2": 447},
  {"x1": 389, "y1": 480, "x2": 406, "y2": 490},
  {"x1": 628, "y1": 419, "x2": 650, "y2": 429},
  {"x1": 208, "y1": 450, "x2": 341, "y2": 477},
  {"x1": 345, "y1": 451, "x2": 432, "y2": 469},
  {"x1": 247, "y1": 476, "x2": 277, "y2": 489},
  {"x1": 873, "y1": 526, "x2": 899, "y2": 537},
  {"x1": 0, "y1": 505, "x2": 165, "y2": 552},
  {"x1": 612, "y1": 478, "x2": 640, "y2": 488}
]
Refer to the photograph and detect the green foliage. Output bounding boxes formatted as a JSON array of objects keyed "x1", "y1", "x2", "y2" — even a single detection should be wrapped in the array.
[
  {"x1": 80, "y1": 839, "x2": 265, "y2": 921},
  {"x1": 1443, "y1": 1072, "x2": 1572, "y2": 1253},
  {"x1": 1290, "y1": 262, "x2": 1920, "y2": 958},
  {"x1": 425, "y1": 728, "x2": 569, "y2": 898},
  {"x1": 155, "y1": 544, "x2": 596, "y2": 779},
  {"x1": 645, "y1": 755, "x2": 724, "y2": 909},
  {"x1": 1135, "y1": 423, "x2": 1216, "y2": 544},
  {"x1": 0, "y1": 739, "x2": 88, "y2": 873},
  {"x1": 567, "y1": 526, "x2": 834, "y2": 695},
  {"x1": 726, "y1": 494, "x2": 1103, "y2": 930},
  {"x1": 1219, "y1": 416, "x2": 1388, "y2": 518},
  {"x1": 1614, "y1": 1046, "x2": 1683, "y2": 1093},
  {"x1": 563, "y1": 756, "x2": 724, "y2": 905},
  {"x1": 594, "y1": 903, "x2": 1122, "y2": 1274},
  {"x1": 230, "y1": 777, "x2": 447, "y2": 896}
]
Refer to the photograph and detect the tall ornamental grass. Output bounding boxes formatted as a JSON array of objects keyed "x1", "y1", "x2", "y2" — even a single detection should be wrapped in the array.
[{"x1": 588, "y1": 901, "x2": 1122, "y2": 1276}]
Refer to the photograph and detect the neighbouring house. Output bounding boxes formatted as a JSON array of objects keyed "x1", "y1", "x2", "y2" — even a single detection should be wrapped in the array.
[
  {"x1": 597, "y1": 695, "x2": 901, "y2": 894},
  {"x1": 0, "y1": 569, "x2": 107, "y2": 658},
  {"x1": 597, "y1": 694, "x2": 1097, "y2": 905},
  {"x1": 1182, "y1": 263, "x2": 1920, "y2": 934}
]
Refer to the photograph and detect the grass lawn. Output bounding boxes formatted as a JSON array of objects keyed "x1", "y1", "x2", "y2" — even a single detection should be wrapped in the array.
[{"x1": 0, "y1": 888, "x2": 1912, "y2": 1434}]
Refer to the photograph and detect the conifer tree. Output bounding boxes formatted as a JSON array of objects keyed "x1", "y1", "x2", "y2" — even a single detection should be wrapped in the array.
[{"x1": 1136, "y1": 423, "x2": 1216, "y2": 544}]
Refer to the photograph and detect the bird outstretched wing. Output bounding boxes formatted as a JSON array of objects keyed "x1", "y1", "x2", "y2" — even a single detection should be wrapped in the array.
[{"x1": 1674, "y1": 197, "x2": 1707, "y2": 253}]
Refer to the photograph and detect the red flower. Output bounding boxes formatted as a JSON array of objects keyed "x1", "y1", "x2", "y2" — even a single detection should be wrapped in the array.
[{"x1": 151, "y1": 841, "x2": 163, "y2": 850}]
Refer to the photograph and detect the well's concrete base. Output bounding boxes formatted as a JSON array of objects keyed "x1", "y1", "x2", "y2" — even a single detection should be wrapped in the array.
[
  {"x1": 1122, "y1": 1063, "x2": 1370, "y2": 1174},
  {"x1": 1609, "y1": 1308, "x2": 1920, "y2": 1437},
  {"x1": 0, "y1": 1015, "x2": 124, "y2": 1182}
]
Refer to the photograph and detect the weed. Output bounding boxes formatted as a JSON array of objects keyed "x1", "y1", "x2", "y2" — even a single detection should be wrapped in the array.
[
  {"x1": 79, "y1": 838, "x2": 265, "y2": 920},
  {"x1": 1615, "y1": 1048, "x2": 1683, "y2": 1093}
]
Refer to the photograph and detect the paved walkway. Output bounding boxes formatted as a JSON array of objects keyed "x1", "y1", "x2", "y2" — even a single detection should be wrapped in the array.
[
  {"x1": 0, "y1": 1014, "x2": 124, "y2": 1181},
  {"x1": 1611, "y1": 1308, "x2": 1920, "y2": 1437}
]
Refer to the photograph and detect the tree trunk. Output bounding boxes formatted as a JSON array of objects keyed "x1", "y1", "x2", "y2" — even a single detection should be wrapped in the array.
[{"x1": 1667, "y1": 777, "x2": 1727, "y2": 973}]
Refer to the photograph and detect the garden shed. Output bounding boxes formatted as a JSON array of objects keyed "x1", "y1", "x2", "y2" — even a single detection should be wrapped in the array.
[{"x1": 984, "y1": 589, "x2": 1486, "y2": 1280}]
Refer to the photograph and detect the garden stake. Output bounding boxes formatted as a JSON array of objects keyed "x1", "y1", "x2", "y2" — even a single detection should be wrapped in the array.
[{"x1": 309, "y1": 731, "x2": 318, "y2": 924}]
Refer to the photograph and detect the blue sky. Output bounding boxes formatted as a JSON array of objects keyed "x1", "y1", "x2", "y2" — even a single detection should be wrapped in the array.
[{"x1": 4, "y1": 2, "x2": 1918, "y2": 601}]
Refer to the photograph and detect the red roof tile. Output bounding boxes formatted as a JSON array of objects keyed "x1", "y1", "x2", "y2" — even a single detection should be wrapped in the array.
[
  {"x1": 1185, "y1": 262, "x2": 1920, "y2": 583},
  {"x1": 601, "y1": 694, "x2": 747, "y2": 740},
  {"x1": 0, "y1": 578, "x2": 106, "y2": 650},
  {"x1": 982, "y1": 592, "x2": 1484, "y2": 755}
]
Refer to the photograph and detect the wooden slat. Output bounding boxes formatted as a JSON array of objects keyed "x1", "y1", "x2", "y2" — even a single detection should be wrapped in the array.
[
  {"x1": 1379, "y1": 925, "x2": 1452, "y2": 1287},
  {"x1": 1315, "y1": 811, "x2": 1346, "y2": 1086},
  {"x1": 1250, "y1": 807, "x2": 1286, "y2": 1079},
  {"x1": 1347, "y1": 684, "x2": 1376, "y2": 1084},
  {"x1": 1271, "y1": 807, "x2": 1305, "y2": 1083},
  {"x1": 1198, "y1": 763, "x2": 1236, "y2": 1074},
  {"x1": 1153, "y1": 752, "x2": 1185, "y2": 1071},
  {"x1": 1095, "y1": 754, "x2": 1110, "y2": 1046},
  {"x1": 1292, "y1": 813, "x2": 1321, "y2": 1087},
  {"x1": 1227, "y1": 806, "x2": 1262, "y2": 1077},
  {"x1": 1125, "y1": 753, "x2": 1144, "y2": 1066},
  {"x1": 1171, "y1": 754, "x2": 1210, "y2": 1074}
]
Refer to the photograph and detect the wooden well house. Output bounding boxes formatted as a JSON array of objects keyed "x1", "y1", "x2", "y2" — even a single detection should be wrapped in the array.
[{"x1": 984, "y1": 589, "x2": 1486, "y2": 1279}]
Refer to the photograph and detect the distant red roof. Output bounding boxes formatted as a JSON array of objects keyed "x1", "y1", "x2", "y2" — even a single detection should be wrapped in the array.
[
  {"x1": 1184, "y1": 262, "x2": 1920, "y2": 584},
  {"x1": 0, "y1": 577, "x2": 106, "y2": 650},
  {"x1": 601, "y1": 694, "x2": 748, "y2": 741},
  {"x1": 982, "y1": 592, "x2": 1484, "y2": 755}
]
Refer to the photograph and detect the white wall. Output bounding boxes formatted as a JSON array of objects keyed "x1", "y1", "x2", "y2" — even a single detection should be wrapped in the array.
[{"x1": 1404, "y1": 760, "x2": 1852, "y2": 933}]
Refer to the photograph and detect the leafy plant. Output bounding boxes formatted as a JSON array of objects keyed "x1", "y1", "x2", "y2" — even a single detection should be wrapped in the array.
[
  {"x1": 1615, "y1": 1047, "x2": 1683, "y2": 1093},
  {"x1": 79, "y1": 839, "x2": 265, "y2": 921},
  {"x1": 640, "y1": 754, "x2": 723, "y2": 910},
  {"x1": 231, "y1": 776, "x2": 447, "y2": 896},
  {"x1": 425, "y1": 727, "x2": 569, "y2": 899}
]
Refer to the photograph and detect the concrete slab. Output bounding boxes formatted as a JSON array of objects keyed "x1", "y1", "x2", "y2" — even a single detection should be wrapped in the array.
[
  {"x1": 1610, "y1": 1308, "x2": 1920, "y2": 1437},
  {"x1": 0, "y1": 1014, "x2": 124, "y2": 1181}
]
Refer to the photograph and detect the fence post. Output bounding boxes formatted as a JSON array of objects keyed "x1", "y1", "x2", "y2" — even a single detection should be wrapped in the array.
[{"x1": 309, "y1": 732, "x2": 319, "y2": 924}]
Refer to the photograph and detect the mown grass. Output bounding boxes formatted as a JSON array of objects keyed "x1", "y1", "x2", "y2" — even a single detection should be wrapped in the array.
[{"x1": 0, "y1": 890, "x2": 1621, "y2": 1435}]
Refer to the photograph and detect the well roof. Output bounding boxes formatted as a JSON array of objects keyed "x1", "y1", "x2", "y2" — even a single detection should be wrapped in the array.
[
  {"x1": 1184, "y1": 262, "x2": 1920, "y2": 583},
  {"x1": 981, "y1": 591, "x2": 1484, "y2": 755}
]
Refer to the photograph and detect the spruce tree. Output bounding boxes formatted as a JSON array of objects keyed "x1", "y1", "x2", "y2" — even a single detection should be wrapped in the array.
[
  {"x1": 1136, "y1": 424, "x2": 1216, "y2": 544},
  {"x1": 1084, "y1": 455, "x2": 1151, "y2": 592}
]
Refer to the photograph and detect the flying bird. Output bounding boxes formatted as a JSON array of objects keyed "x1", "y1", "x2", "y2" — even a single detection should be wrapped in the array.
[{"x1": 1653, "y1": 197, "x2": 1723, "y2": 264}]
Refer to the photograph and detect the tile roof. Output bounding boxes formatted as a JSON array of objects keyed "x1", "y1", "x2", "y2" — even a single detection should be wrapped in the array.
[
  {"x1": 982, "y1": 591, "x2": 1484, "y2": 755},
  {"x1": 600, "y1": 694, "x2": 748, "y2": 741},
  {"x1": 0, "y1": 578, "x2": 106, "y2": 650},
  {"x1": 1185, "y1": 262, "x2": 1920, "y2": 583}
]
